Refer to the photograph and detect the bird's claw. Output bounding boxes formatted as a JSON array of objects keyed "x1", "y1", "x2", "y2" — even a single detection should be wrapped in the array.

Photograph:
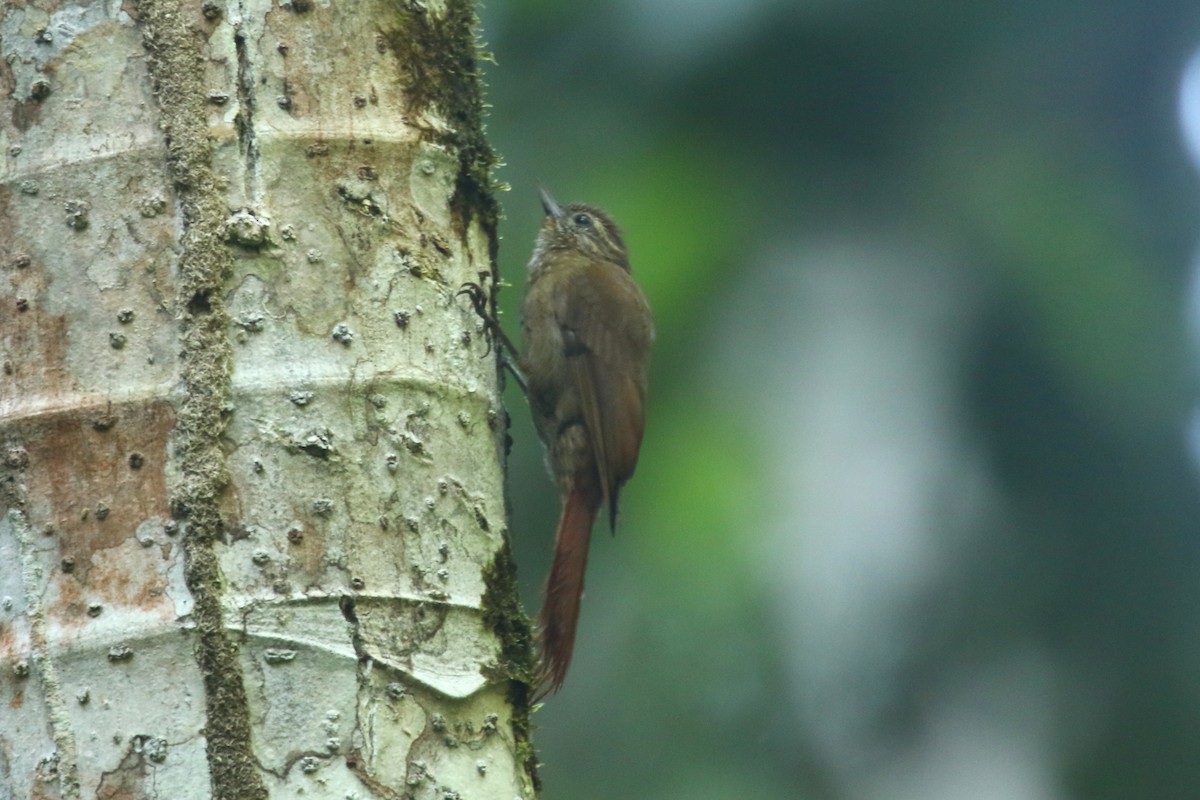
[
  {"x1": 457, "y1": 280, "x2": 496, "y2": 356},
  {"x1": 456, "y1": 278, "x2": 527, "y2": 394},
  {"x1": 456, "y1": 281, "x2": 489, "y2": 316}
]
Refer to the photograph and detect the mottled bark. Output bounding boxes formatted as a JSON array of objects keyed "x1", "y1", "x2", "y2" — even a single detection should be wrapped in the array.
[{"x1": 0, "y1": 1, "x2": 536, "y2": 798}]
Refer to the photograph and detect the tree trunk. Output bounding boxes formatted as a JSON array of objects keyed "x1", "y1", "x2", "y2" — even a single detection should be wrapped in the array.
[{"x1": 0, "y1": 1, "x2": 537, "y2": 798}]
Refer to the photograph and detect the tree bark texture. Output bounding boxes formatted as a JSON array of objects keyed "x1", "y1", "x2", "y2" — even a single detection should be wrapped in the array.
[{"x1": 0, "y1": 1, "x2": 536, "y2": 798}]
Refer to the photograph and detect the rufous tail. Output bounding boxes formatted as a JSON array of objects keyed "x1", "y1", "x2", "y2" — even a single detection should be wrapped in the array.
[{"x1": 535, "y1": 483, "x2": 599, "y2": 698}]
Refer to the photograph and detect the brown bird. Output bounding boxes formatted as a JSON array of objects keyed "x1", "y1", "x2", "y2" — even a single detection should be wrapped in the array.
[
  {"x1": 456, "y1": 188, "x2": 654, "y2": 695},
  {"x1": 520, "y1": 187, "x2": 654, "y2": 696}
]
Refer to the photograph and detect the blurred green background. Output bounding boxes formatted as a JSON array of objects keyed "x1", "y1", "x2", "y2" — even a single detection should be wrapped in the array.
[{"x1": 475, "y1": 2, "x2": 1200, "y2": 797}]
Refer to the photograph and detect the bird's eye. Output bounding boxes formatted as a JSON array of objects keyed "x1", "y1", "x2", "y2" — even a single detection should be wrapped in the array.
[{"x1": 573, "y1": 213, "x2": 592, "y2": 227}]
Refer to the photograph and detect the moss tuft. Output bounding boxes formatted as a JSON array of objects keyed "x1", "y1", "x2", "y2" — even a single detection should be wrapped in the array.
[
  {"x1": 481, "y1": 540, "x2": 541, "y2": 791},
  {"x1": 382, "y1": 0, "x2": 501, "y2": 261}
]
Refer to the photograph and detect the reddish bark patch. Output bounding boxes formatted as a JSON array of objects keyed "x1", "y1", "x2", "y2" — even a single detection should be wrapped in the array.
[
  {"x1": 0, "y1": 193, "x2": 72, "y2": 399},
  {"x1": 21, "y1": 399, "x2": 173, "y2": 547},
  {"x1": 95, "y1": 739, "x2": 156, "y2": 800},
  {"x1": 10, "y1": 399, "x2": 177, "y2": 623},
  {"x1": 0, "y1": 308, "x2": 72, "y2": 402}
]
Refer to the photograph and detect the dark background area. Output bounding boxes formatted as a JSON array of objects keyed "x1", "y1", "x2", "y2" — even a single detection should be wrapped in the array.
[{"x1": 476, "y1": 2, "x2": 1200, "y2": 797}]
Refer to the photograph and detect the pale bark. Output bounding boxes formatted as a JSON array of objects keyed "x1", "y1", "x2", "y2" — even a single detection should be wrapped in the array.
[{"x1": 0, "y1": 1, "x2": 536, "y2": 798}]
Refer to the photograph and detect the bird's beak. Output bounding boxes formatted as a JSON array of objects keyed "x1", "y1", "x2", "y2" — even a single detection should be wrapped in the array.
[{"x1": 538, "y1": 184, "x2": 564, "y2": 221}]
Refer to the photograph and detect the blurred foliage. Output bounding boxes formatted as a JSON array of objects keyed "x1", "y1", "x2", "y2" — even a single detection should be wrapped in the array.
[{"x1": 476, "y1": 1, "x2": 1200, "y2": 798}]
